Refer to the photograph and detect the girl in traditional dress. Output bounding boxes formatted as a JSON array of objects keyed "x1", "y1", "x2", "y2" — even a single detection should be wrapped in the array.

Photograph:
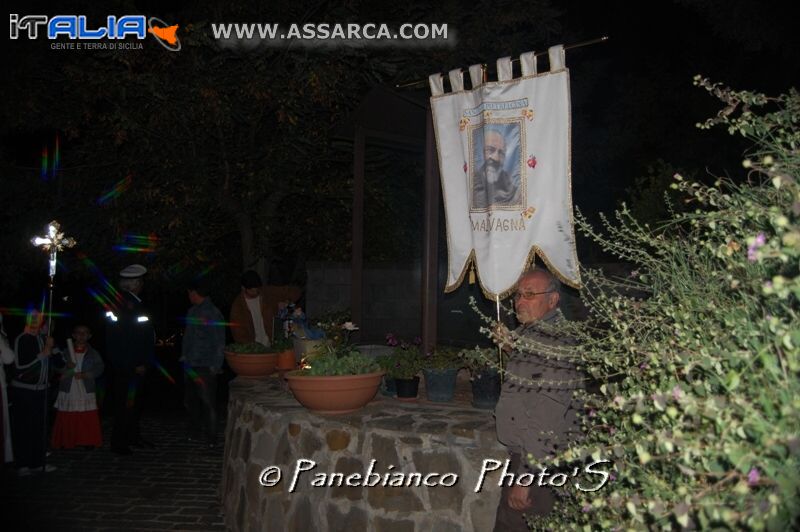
[{"x1": 50, "y1": 324, "x2": 104, "y2": 449}]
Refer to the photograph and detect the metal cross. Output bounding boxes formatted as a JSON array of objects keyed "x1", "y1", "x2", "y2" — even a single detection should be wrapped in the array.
[{"x1": 31, "y1": 220, "x2": 76, "y2": 331}]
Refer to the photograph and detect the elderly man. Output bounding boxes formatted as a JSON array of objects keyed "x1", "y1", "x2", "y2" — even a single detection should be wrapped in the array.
[
  {"x1": 472, "y1": 129, "x2": 521, "y2": 209},
  {"x1": 493, "y1": 268, "x2": 584, "y2": 531},
  {"x1": 106, "y1": 264, "x2": 156, "y2": 455}
]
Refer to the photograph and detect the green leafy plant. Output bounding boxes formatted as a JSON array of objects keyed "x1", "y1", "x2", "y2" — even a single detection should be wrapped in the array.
[
  {"x1": 269, "y1": 334, "x2": 293, "y2": 352},
  {"x1": 422, "y1": 345, "x2": 463, "y2": 370},
  {"x1": 481, "y1": 79, "x2": 800, "y2": 530},
  {"x1": 458, "y1": 346, "x2": 507, "y2": 376},
  {"x1": 381, "y1": 332, "x2": 423, "y2": 379},
  {"x1": 298, "y1": 351, "x2": 380, "y2": 376},
  {"x1": 294, "y1": 320, "x2": 381, "y2": 376},
  {"x1": 225, "y1": 342, "x2": 270, "y2": 354}
]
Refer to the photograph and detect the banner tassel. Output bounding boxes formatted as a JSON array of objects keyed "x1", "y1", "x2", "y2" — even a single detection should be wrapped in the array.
[{"x1": 469, "y1": 263, "x2": 476, "y2": 284}]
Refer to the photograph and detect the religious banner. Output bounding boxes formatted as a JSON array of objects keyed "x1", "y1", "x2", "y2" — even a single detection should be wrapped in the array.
[{"x1": 429, "y1": 45, "x2": 580, "y2": 298}]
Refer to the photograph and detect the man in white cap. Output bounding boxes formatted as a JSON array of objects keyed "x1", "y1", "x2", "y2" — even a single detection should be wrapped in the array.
[{"x1": 106, "y1": 264, "x2": 156, "y2": 455}]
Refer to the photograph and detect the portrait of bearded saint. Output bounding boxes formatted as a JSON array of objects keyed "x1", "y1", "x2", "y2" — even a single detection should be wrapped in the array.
[{"x1": 472, "y1": 128, "x2": 521, "y2": 209}]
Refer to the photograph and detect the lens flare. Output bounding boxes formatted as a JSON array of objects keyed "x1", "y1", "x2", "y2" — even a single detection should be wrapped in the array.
[
  {"x1": 153, "y1": 359, "x2": 176, "y2": 385},
  {"x1": 40, "y1": 146, "x2": 48, "y2": 178},
  {"x1": 54, "y1": 134, "x2": 60, "y2": 176},
  {"x1": 182, "y1": 362, "x2": 206, "y2": 387},
  {"x1": 78, "y1": 252, "x2": 124, "y2": 310},
  {"x1": 113, "y1": 233, "x2": 157, "y2": 254},
  {"x1": 180, "y1": 316, "x2": 232, "y2": 327},
  {"x1": 98, "y1": 174, "x2": 133, "y2": 205},
  {"x1": 126, "y1": 377, "x2": 139, "y2": 408},
  {"x1": 0, "y1": 306, "x2": 71, "y2": 319}
]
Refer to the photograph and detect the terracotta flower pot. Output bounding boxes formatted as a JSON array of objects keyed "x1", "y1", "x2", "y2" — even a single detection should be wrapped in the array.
[
  {"x1": 284, "y1": 371, "x2": 384, "y2": 414},
  {"x1": 224, "y1": 351, "x2": 277, "y2": 378},
  {"x1": 275, "y1": 349, "x2": 296, "y2": 371}
]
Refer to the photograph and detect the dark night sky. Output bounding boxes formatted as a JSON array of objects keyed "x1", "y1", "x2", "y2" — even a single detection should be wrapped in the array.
[
  {"x1": 1, "y1": 0, "x2": 797, "y2": 331},
  {"x1": 3, "y1": 0, "x2": 797, "y2": 202}
]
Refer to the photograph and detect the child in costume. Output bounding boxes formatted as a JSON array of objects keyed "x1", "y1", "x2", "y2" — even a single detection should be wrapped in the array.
[{"x1": 51, "y1": 324, "x2": 104, "y2": 449}]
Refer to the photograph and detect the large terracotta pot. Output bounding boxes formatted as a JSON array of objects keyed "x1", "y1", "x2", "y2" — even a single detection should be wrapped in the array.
[
  {"x1": 284, "y1": 371, "x2": 384, "y2": 414},
  {"x1": 224, "y1": 352, "x2": 277, "y2": 377}
]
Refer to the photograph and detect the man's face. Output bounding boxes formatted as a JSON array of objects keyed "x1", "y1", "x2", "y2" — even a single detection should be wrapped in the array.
[
  {"x1": 243, "y1": 286, "x2": 260, "y2": 299},
  {"x1": 188, "y1": 290, "x2": 203, "y2": 305},
  {"x1": 513, "y1": 272, "x2": 559, "y2": 324},
  {"x1": 483, "y1": 132, "x2": 506, "y2": 169}
]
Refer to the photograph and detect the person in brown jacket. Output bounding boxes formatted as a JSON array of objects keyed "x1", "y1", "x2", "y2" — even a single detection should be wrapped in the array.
[
  {"x1": 229, "y1": 270, "x2": 302, "y2": 346},
  {"x1": 493, "y1": 268, "x2": 584, "y2": 531}
]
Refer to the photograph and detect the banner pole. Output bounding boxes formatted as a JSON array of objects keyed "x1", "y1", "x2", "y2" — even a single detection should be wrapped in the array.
[
  {"x1": 396, "y1": 35, "x2": 609, "y2": 89},
  {"x1": 496, "y1": 296, "x2": 503, "y2": 384}
]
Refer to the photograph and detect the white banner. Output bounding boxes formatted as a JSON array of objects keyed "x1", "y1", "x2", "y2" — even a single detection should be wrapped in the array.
[{"x1": 430, "y1": 45, "x2": 580, "y2": 298}]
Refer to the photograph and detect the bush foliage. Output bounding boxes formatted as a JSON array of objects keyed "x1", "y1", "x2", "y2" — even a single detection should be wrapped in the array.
[{"x1": 501, "y1": 79, "x2": 799, "y2": 530}]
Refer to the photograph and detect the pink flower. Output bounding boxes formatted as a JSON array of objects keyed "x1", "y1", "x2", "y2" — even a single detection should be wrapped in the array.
[
  {"x1": 527, "y1": 155, "x2": 537, "y2": 169},
  {"x1": 671, "y1": 385, "x2": 683, "y2": 401},
  {"x1": 748, "y1": 232, "x2": 767, "y2": 262},
  {"x1": 747, "y1": 467, "x2": 760, "y2": 486},
  {"x1": 463, "y1": 162, "x2": 468, "y2": 173}
]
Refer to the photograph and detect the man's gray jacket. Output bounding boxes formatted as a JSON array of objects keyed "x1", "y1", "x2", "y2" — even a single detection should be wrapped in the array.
[{"x1": 494, "y1": 309, "x2": 584, "y2": 473}]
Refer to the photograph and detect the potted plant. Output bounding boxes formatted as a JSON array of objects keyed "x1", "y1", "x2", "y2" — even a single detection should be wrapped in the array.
[
  {"x1": 459, "y1": 346, "x2": 506, "y2": 409},
  {"x1": 384, "y1": 335, "x2": 423, "y2": 401},
  {"x1": 271, "y1": 334, "x2": 296, "y2": 371},
  {"x1": 375, "y1": 354, "x2": 396, "y2": 396},
  {"x1": 224, "y1": 342, "x2": 277, "y2": 377},
  {"x1": 422, "y1": 346, "x2": 462, "y2": 402},
  {"x1": 284, "y1": 321, "x2": 384, "y2": 414}
]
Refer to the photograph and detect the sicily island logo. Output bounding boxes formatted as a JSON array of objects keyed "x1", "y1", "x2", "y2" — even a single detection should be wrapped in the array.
[{"x1": 9, "y1": 14, "x2": 181, "y2": 52}]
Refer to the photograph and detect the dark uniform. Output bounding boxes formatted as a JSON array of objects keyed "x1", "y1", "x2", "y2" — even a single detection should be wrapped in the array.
[
  {"x1": 106, "y1": 289, "x2": 154, "y2": 453},
  {"x1": 493, "y1": 309, "x2": 584, "y2": 530}
]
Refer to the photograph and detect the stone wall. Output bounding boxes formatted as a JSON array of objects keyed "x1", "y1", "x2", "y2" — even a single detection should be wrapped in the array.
[
  {"x1": 306, "y1": 261, "x2": 422, "y2": 343},
  {"x1": 222, "y1": 378, "x2": 507, "y2": 531}
]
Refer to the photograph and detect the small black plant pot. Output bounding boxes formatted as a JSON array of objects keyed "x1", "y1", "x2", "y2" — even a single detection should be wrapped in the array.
[
  {"x1": 471, "y1": 369, "x2": 501, "y2": 409},
  {"x1": 394, "y1": 376, "x2": 420, "y2": 401}
]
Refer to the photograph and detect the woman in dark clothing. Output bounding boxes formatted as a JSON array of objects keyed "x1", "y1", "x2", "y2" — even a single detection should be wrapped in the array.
[{"x1": 11, "y1": 311, "x2": 55, "y2": 475}]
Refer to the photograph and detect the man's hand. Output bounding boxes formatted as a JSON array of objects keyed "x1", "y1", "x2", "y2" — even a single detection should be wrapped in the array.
[
  {"x1": 134, "y1": 365, "x2": 146, "y2": 375},
  {"x1": 493, "y1": 324, "x2": 514, "y2": 353},
  {"x1": 42, "y1": 336, "x2": 55, "y2": 357},
  {"x1": 507, "y1": 485, "x2": 533, "y2": 511},
  {"x1": 66, "y1": 360, "x2": 76, "y2": 369},
  {"x1": 74, "y1": 372, "x2": 83, "y2": 380}
]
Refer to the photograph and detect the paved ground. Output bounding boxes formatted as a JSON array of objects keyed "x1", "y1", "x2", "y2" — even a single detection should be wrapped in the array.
[{"x1": 2, "y1": 405, "x2": 228, "y2": 531}]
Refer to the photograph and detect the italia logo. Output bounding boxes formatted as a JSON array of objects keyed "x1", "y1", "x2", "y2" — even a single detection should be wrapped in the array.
[{"x1": 9, "y1": 14, "x2": 181, "y2": 51}]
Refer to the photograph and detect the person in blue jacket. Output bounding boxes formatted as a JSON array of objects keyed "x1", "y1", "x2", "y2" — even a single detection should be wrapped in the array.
[{"x1": 181, "y1": 278, "x2": 225, "y2": 448}]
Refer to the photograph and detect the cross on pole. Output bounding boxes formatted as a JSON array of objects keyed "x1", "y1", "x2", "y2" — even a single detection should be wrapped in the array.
[
  {"x1": 30, "y1": 220, "x2": 75, "y2": 474},
  {"x1": 31, "y1": 220, "x2": 76, "y2": 333}
]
